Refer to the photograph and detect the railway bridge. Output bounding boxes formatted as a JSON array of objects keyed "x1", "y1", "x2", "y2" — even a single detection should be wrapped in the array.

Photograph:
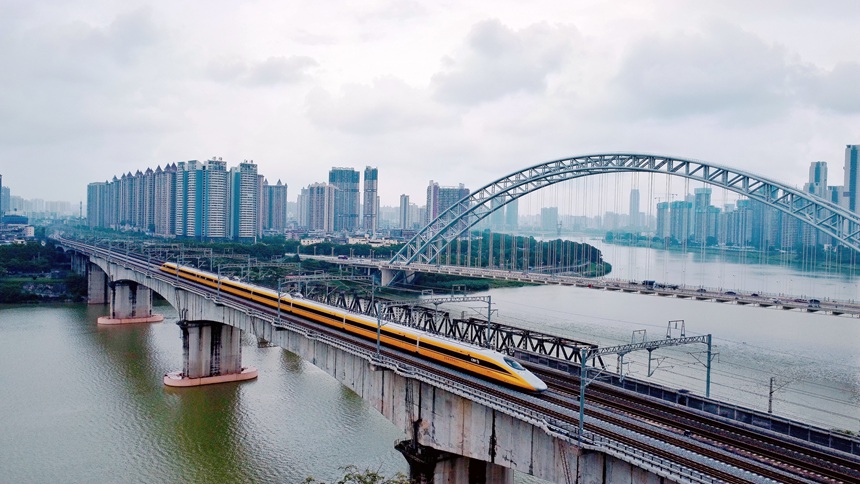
[{"x1": 58, "y1": 237, "x2": 860, "y2": 484}]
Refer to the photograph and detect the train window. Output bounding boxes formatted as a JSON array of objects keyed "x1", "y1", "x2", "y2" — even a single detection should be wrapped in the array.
[{"x1": 503, "y1": 357, "x2": 525, "y2": 370}]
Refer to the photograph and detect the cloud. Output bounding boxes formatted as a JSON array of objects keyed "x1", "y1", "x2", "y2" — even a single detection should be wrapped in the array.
[
  {"x1": 305, "y1": 76, "x2": 454, "y2": 135},
  {"x1": 358, "y1": 0, "x2": 427, "y2": 22},
  {"x1": 431, "y1": 19, "x2": 578, "y2": 105},
  {"x1": 0, "y1": 6, "x2": 175, "y2": 146},
  {"x1": 799, "y1": 62, "x2": 860, "y2": 114},
  {"x1": 611, "y1": 21, "x2": 797, "y2": 121},
  {"x1": 206, "y1": 55, "x2": 318, "y2": 86}
]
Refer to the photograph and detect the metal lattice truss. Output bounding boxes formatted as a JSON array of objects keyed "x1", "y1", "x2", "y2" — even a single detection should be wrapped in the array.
[{"x1": 392, "y1": 153, "x2": 860, "y2": 264}]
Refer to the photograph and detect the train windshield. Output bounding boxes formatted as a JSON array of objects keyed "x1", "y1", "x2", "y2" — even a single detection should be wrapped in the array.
[{"x1": 503, "y1": 357, "x2": 525, "y2": 371}]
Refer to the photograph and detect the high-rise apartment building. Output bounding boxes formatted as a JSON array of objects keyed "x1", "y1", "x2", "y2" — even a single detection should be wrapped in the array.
[
  {"x1": 505, "y1": 199, "x2": 518, "y2": 230},
  {"x1": 301, "y1": 183, "x2": 335, "y2": 232},
  {"x1": 0, "y1": 186, "x2": 8, "y2": 216},
  {"x1": 669, "y1": 200, "x2": 692, "y2": 242},
  {"x1": 87, "y1": 182, "x2": 108, "y2": 228},
  {"x1": 153, "y1": 164, "x2": 177, "y2": 237},
  {"x1": 693, "y1": 188, "x2": 712, "y2": 244},
  {"x1": 489, "y1": 198, "x2": 505, "y2": 229},
  {"x1": 174, "y1": 159, "x2": 229, "y2": 239},
  {"x1": 425, "y1": 180, "x2": 470, "y2": 224},
  {"x1": 540, "y1": 207, "x2": 559, "y2": 232},
  {"x1": 329, "y1": 167, "x2": 360, "y2": 232},
  {"x1": 655, "y1": 202, "x2": 670, "y2": 238},
  {"x1": 363, "y1": 166, "x2": 379, "y2": 233},
  {"x1": 844, "y1": 145, "x2": 860, "y2": 212},
  {"x1": 263, "y1": 179, "x2": 289, "y2": 232},
  {"x1": 229, "y1": 161, "x2": 259, "y2": 241},
  {"x1": 0, "y1": 173, "x2": 3, "y2": 216},
  {"x1": 399, "y1": 194, "x2": 410, "y2": 229},
  {"x1": 629, "y1": 189, "x2": 640, "y2": 228}
]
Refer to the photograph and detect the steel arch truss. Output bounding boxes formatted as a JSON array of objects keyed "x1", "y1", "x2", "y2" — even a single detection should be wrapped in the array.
[{"x1": 392, "y1": 153, "x2": 860, "y2": 264}]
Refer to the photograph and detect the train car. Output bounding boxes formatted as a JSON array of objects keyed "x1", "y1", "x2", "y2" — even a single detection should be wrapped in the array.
[{"x1": 160, "y1": 262, "x2": 547, "y2": 392}]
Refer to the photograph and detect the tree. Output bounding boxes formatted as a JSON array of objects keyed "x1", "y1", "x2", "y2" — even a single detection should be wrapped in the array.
[{"x1": 303, "y1": 466, "x2": 412, "y2": 484}]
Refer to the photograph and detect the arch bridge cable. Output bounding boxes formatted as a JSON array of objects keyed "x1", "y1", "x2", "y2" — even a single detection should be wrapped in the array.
[{"x1": 391, "y1": 153, "x2": 860, "y2": 266}]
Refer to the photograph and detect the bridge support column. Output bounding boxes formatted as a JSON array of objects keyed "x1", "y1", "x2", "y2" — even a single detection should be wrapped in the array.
[
  {"x1": 164, "y1": 320, "x2": 258, "y2": 387},
  {"x1": 97, "y1": 280, "x2": 164, "y2": 325},
  {"x1": 395, "y1": 439, "x2": 513, "y2": 484},
  {"x1": 71, "y1": 254, "x2": 88, "y2": 276},
  {"x1": 87, "y1": 263, "x2": 108, "y2": 305},
  {"x1": 380, "y1": 269, "x2": 416, "y2": 287}
]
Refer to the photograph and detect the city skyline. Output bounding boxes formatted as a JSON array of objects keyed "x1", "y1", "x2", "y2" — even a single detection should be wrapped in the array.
[{"x1": 1, "y1": 2, "x2": 858, "y2": 206}]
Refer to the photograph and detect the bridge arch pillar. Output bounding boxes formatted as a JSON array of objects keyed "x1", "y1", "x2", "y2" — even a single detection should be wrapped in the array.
[
  {"x1": 163, "y1": 320, "x2": 258, "y2": 387},
  {"x1": 97, "y1": 280, "x2": 164, "y2": 325}
]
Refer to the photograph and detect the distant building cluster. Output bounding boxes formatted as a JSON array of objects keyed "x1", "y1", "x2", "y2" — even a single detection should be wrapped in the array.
[
  {"x1": 0, "y1": 174, "x2": 36, "y2": 244},
  {"x1": 85, "y1": 160, "x2": 483, "y2": 241},
  {"x1": 79, "y1": 144, "x2": 858, "y2": 247},
  {"x1": 0, "y1": 173, "x2": 57, "y2": 244},
  {"x1": 87, "y1": 159, "x2": 288, "y2": 241},
  {"x1": 649, "y1": 145, "x2": 860, "y2": 249}
]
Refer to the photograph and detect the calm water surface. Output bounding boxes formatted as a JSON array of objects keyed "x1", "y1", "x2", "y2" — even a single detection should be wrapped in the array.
[{"x1": 0, "y1": 303, "x2": 407, "y2": 483}]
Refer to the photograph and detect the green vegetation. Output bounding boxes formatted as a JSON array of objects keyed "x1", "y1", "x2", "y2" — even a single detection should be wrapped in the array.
[
  {"x1": 0, "y1": 240, "x2": 85, "y2": 303},
  {"x1": 427, "y1": 230, "x2": 610, "y2": 277},
  {"x1": 303, "y1": 466, "x2": 412, "y2": 484}
]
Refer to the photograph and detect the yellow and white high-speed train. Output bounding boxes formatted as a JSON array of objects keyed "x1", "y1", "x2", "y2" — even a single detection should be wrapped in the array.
[{"x1": 160, "y1": 262, "x2": 547, "y2": 392}]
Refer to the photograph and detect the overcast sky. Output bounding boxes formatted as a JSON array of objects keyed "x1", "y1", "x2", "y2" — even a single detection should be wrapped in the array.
[{"x1": 1, "y1": 0, "x2": 858, "y2": 208}]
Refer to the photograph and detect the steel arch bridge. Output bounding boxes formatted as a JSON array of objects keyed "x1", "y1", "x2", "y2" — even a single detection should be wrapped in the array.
[{"x1": 391, "y1": 153, "x2": 860, "y2": 265}]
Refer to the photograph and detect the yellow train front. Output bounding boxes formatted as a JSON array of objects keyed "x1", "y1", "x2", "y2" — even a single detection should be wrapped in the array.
[{"x1": 160, "y1": 262, "x2": 547, "y2": 393}]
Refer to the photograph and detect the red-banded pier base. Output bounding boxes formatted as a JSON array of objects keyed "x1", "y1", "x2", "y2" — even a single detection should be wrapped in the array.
[
  {"x1": 163, "y1": 367, "x2": 258, "y2": 387},
  {"x1": 97, "y1": 314, "x2": 164, "y2": 325}
]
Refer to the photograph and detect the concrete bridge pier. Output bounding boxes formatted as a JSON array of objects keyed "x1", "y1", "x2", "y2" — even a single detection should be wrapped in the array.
[
  {"x1": 163, "y1": 320, "x2": 258, "y2": 387},
  {"x1": 70, "y1": 253, "x2": 88, "y2": 276},
  {"x1": 87, "y1": 262, "x2": 109, "y2": 305},
  {"x1": 396, "y1": 439, "x2": 513, "y2": 484},
  {"x1": 97, "y1": 280, "x2": 164, "y2": 325}
]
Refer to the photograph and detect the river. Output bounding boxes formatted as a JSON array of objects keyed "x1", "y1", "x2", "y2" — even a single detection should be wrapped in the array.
[{"x1": 0, "y1": 303, "x2": 407, "y2": 483}]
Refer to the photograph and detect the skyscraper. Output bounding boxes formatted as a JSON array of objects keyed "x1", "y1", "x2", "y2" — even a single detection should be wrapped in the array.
[
  {"x1": 0, "y1": 173, "x2": 3, "y2": 216},
  {"x1": 844, "y1": 145, "x2": 860, "y2": 213},
  {"x1": 329, "y1": 167, "x2": 360, "y2": 232},
  {"x1": 806, "y1": 161, "x2": 828, "y2": 198},
  {"x1": 363, "y1": 166, "x2": 379, "y2": 233}
]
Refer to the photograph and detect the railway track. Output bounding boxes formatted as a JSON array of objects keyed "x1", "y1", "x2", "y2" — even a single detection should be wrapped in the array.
[{"x1": 535, "y1": 368, "x2": 860, "y2": 483}]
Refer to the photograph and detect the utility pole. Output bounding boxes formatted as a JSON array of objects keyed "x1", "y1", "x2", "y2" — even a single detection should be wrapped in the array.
[{"x1": 768, "y1": 376, "x2": 775, "y2": 414}]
